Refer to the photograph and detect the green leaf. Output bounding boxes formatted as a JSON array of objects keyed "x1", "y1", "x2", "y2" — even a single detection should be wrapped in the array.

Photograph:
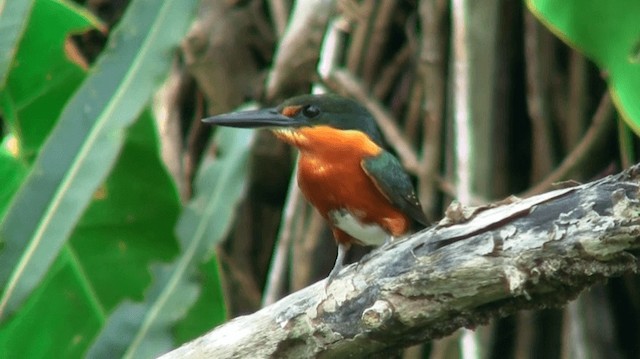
[
  {"x1": 88, "y1": 128, "x2": 253, "y2": 359},
  {"x1": 173, "y1": 256, "x2": 227, "y2": 344},
  {"x1": 0, "y1": 0, "x2": 98, "y2": 316},
  {"x1": 0, "y1": 0, "x2": 35, "y2": 88},
  {"x1": 0, "y1": 111, "x2": 181, "y2": 357},
  {"x1": 0, "y1": 138, "x2": 27, "y2": 218},
  {"x1": 1, "y1": 0, "x2": 102, "y2": 162},
  {"x1": 0, "y1": 247, "x2": 104, "y2": 359},
  {"x1": 0, "y1": 0, "x2": 198, "y2": 320},
  {"x1": 527, "y1": 0, "x2": 640, "y2": 134},
  {"x1": 71, "y1": 110, "x2": 181, "y2": 310}
]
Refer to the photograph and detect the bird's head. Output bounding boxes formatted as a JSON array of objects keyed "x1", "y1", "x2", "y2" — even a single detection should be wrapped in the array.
[{"x1": 203, "y1": 94, "x2": 385, "y2": 147}]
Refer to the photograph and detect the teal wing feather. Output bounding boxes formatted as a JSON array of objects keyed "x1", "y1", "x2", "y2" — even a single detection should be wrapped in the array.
[{"x1": 361, "y1": 151, "x2": 429, "y2": 226}]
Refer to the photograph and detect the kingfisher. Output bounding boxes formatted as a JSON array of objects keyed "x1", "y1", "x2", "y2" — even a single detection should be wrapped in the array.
[{"x1": 203, "y1": 94, "x2": 428, "y2": 284}]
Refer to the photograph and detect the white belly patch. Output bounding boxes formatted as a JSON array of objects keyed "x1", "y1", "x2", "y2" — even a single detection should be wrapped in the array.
[{"x1": 329, "y1": 209, "x2": 389, "y2": 246}]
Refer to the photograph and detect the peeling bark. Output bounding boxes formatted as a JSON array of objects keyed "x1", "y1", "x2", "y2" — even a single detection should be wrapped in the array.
[{"x1": 161, "y1": 164, "x2": 640, "y2": 358}]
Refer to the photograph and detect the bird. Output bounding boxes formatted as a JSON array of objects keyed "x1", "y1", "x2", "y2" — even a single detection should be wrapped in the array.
[{"x1": 203, "y1": 94, "x2": 428, "y2": 285}]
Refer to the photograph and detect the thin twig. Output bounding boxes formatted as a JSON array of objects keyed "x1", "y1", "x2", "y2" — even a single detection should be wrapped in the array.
[
  {"x1": 262, "y1": 165, "x2": 303, "y2": 306},
  {"x1": 522, "y1": 92, "x2": 614, "y2": 197},
  {"x1": 524, "y1": 12, "x2": 555, "y2": 182},
  {"x1": 292, "y1": 208, "x2": 327, "y2": 291},
  {"x1": 268, "y1": 0, "x2": 290, "y2": 38},
  {"x1": 184, "y1": 90, "x2": 206, "y2": 199},
  {"x1": 361, "y1": 1, "x2": 396, "y2": 86},
  {"x1": 451, "y1": 0, "x2": 473, "y2": 204},
  {"x1": 404, "y1": 80, "x2": 425, "y2": 146},
  {"x1": 336, "y1": 0, "x2": 364, "y2": 22},
  {"x1": 153, "y1": 60, "x2": 189, "y2": 202},
  {"x1": 401, "y1": 13, "x2": 423, "y2": 146},
  {"x1": 418, "y1": 0, "x2": 447, "y2": 220},
  {"x1": 372, "y1": 44, "x2": 412, "y2": 99},
  {"x1": 618, "y1": 119, "x2": 635, "y2": 169},
  {"x1": 451, "y1": 1, "x2": 481, "y2": 356},
  {"x1": 345, "y1": 0, "x2": 374, "y2": 75},
  {"x1": 566, "y1": 50, "x2": 588, "y2": 149},
  {"x1": 216, "y1": 247, "x2": 262, "y2": 310},
  {"x1": 317, "y1": 17, "x2": 347, "y2": 93}
]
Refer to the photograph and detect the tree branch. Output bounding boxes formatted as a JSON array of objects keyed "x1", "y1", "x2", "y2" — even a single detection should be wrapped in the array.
[{"x1": 161, "y1": 164, "x2": 640, "y2": 358}]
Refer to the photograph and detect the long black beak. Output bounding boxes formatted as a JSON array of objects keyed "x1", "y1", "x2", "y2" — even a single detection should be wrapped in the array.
[{"x1": 202, "y1": 108, "x2": 298, "y2": 128}]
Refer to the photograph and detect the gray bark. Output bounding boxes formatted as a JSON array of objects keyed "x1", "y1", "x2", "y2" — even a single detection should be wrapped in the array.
[{"x1": 160, "y1": 164, "x2": 640, "y2": 358}]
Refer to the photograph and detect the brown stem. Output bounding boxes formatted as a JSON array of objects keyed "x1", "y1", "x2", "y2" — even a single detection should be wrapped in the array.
[
  {"x1": 417, "y1": 0, "x2": 447, "y2": 220},
  {"x1": 268, "y1": 0, "x2": 290, "y2": 38},
  {"x1": 522, "y1": 92, "x2": 614, "y2": 197},
  {"x1": 524, "y1": 12, "x2": 555, "y2": 182},
  {"x1": 262, "y1": 174, "x2": 304, "y2": 306},
  {"x1": 361, "y1": 1, "x2": 396, "y2": 86},
  {"x1": 372, "y1": 44, "x2": 412, "y2": 99},
  {"x1": 345, "y1": 0, "x2": 375, "y2": 75}
]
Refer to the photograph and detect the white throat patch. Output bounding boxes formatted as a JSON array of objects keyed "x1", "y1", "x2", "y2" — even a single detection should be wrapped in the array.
[{"x1": 329, "y1": 209, "x2": 389, "y2": 247}]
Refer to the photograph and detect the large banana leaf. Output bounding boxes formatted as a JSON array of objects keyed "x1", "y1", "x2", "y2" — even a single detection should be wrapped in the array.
[
  {"x1": 88, "y1": 127, "x2": 253, "y2": 359},
  {"x1": 0, "y1": 0, "x2": 101, "y2": 218},
  {"x1": 0, "y1": 111, "x2": 182, "y2": 358},
  {"x1": 0, "y1": 0, "x2": 35, "y2": 87},
  {"x1": 0, "y1": 0, "x2": 197, "y2": 321}
]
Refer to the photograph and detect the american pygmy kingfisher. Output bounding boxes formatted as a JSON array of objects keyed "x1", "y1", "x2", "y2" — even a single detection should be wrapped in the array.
[{"x1": 203, "y1": 94, "x2": 428, "y2": 284}]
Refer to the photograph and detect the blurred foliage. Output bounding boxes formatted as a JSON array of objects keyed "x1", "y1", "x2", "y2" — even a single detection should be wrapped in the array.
[{"x1": 0, "y1": 0, "x2": 230, "y2": 357}]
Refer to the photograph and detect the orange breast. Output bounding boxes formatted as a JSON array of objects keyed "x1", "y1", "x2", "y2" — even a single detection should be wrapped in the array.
[{"x1": 274, "y1": 126, "x2": 411, "y2": 245}]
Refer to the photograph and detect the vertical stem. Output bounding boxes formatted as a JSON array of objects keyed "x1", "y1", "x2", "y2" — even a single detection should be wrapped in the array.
[
  {"x1": 524, "y1": 12, "x2": 555, "y2": 182},
  {"x1": 346, "y1": 0, "x2": 375, "y2": 75},
  {"x1": 451, "y1": 0, "x2": 480, "y2": 357},
  {"x1": 262, "y1": 165, "x2": 302, "y2": 306},
  {"x1": 361, "y1": 1, "x2": 396, "y2": 86},
  {"x1": 566, "y1": 51, "x2": 588, "y2": 149},
  {"x1": 268, "y1": 0, "x2": 290, "y2": 38},
  {"x1": 618, "y1": 118, "x2": 636, "y2": 169},
  {"x1": 451, "y1": 0, "x2": 473, "y2": 204},
  {"x1": 291, "y1": 209, "x2": 326, "y2": 291},
  {"x1": 418, "y1": 0, "x2": 447, "y2": 219}
]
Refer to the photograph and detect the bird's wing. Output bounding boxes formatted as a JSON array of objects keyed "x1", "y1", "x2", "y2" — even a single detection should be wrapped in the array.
[{"x1": 361, "y1": 151, "x2": 429, "y2": 226}]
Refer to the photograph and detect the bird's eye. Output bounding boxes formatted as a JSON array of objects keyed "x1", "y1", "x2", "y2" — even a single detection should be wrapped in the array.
[{"x1": 302, "y1": 105, "x2": 321, "y2": 118}]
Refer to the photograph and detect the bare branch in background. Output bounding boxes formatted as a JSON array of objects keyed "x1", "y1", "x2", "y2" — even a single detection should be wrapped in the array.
[
  {"x1": 450, "y1": 0, "x2": 473, "y2": 203},
  {"x1": 265, "y1": 0, "x2": 336, "y2": 101},
  {"x1": 523, "y1": 92, "x2": 614, "y2": 197},
  {"x1": 360, "y1": 1, "x2": 396, "y2": 86},
  {"x1": 345, "y1": 0, "x2": 375, "y2": 75},
  {"x1": 291, "y1": 208, "x2": 328, "y2": 291},
  {"x1": 524, "y1": 11, "x2": 556, "y2": 183},
  {"x1": 418, "y1": 0, "x2": 447, "y2": 220},
  {"x1": 182, "y1": 0, "x2": 267, "y2": 114},
  {"x1": 262, "y1": 171, "x2": 303, "y2": 306},
  {"x1": 268, "y1": 0, "x2": 290, "y2": 38},
  {"x1": 153, "y1": 61, "x2": 191, "y2": 201},
  {"x1": 566, "y1": 51, "x2": 589, "y2": 149},
  {"x1": 372, "y1": 44, "x2": 413, "y2": 99}
]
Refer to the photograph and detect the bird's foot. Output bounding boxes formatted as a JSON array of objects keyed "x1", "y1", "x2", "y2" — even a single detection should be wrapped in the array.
[{"x1": 324, "y1": 242, "x2": 349, "y2": 289}]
